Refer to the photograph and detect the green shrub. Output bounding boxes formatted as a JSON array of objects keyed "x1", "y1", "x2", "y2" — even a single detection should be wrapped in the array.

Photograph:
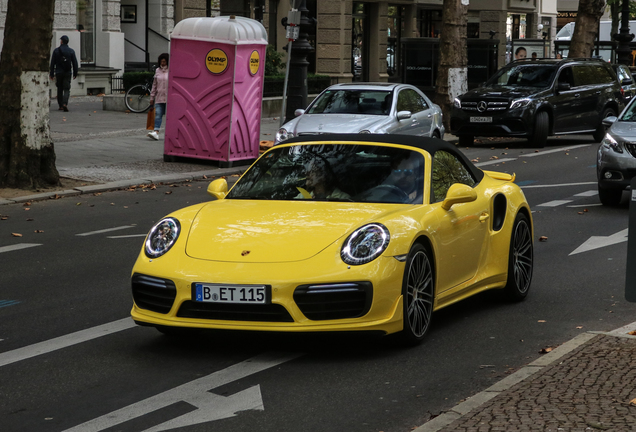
[
  {"x1": 265, "y1": 45, "x2": 285, "y2": 76},
  {"x1": 122, "y1": 72, "x2": 154, "y2": 91}
]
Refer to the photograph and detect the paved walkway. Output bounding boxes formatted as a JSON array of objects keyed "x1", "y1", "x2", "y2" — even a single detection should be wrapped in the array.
[{"x1": 4, "y1": 97, "x2": 636, "y2": 432}]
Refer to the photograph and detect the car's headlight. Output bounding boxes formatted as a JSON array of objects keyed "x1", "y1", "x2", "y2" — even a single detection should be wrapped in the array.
[
  {"x1": 275, "y1": 128, "x2": 294, "y2": 143},
  {"x1": 510, "y1": 98, "x2": 531, "y2": 109},
  {"x1": 145, "y1": 217, "x2": 180, "y2": 258},
  {"x1": 341, "y1": 223, "x2": 390, "y2": 265},
  {"x1": 453, "y1": 98, "x2": 462, "y2": 109},
  {"x1": 602, "y1": 133, "x2": 623, "y2": 153}
]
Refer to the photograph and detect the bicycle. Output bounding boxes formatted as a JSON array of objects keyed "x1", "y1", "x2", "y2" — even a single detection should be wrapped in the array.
[{"x1": 124, "y1": 78, "x2": 152, "y2": 113}]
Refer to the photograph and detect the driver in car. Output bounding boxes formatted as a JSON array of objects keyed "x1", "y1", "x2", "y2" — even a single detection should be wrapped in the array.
[
  {"x1": 296, "y1": 158, "x2": 351, "y2": 200},
  {"x1": 382, "y1": 155, "x2": 422, "y2": 203}
]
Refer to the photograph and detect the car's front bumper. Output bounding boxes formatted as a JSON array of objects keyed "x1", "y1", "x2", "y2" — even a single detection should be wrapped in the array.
[
  {"x1": 597, "y1": 143, "x2": 636, "y2": 190},
  {"x1": 130, "y1": 252, "x2": 406, "y2": 335},
  {"x1": 450, "y1": 108, "x2": 532, "y2": 138}
]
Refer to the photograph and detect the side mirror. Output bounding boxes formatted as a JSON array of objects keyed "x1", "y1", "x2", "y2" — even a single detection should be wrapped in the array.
[
  {"x1": 441, "y1": 183, "x2": 478, "y2": 210},
  {"x1": 294, "y1": 109, "x2": 305, "y2": 117},
  {"x1": 207, "y1": 178, "x2": 228, "y2": 200},
  {"x1": 602, "y1": 116, "x2": 618, "y2": 127},
  {"x1": 556, "y1": 82, "x2": 570, "y2": 92},
  {"x1": 397, "y1": 110, "x2": 412, "y2": 120}
]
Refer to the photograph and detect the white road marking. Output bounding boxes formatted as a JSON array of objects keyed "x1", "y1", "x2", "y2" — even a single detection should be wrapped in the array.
[
  {"x1": 519, "y1": 144, "x2": 590, "y2": 157},
  {"x1": 567, "y1": 203, "x2": 603, "y2": 208},
  {"x1": 0, "y1": 243, "x2": 42, "y2": 254},
  {"x1": 62, "y1": 352, "x2": 303, "y2": 432},
  {"x1": 536, "y1": 200, "x2": 573, "y2": 207},
  {"x1": 0, "y1": 318, "x2": 135, "y2": 368},
  {"x1": 474, "y1": 158, "x2": 517, "y2": 167},
  {"x1": 107, "y1": 234, "x2": 147, "y2": 239},
  {"x1": 570, "y1": 228, "x2": 629, "y2": 255},
  {"x1": 521, "y1": 181, "x2": 597, "y2": 189},
  {"x1": 76, "y1": 225, "x2": 136, "y2": 236},
  {"x1": 574, "y1": 190, "x2": 598, "y2": 197}
]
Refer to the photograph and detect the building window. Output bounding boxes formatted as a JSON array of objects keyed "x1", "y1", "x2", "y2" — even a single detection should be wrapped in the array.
[
  {"x1": 352, "y1": 2, "x2": 369, "y2": 82},
  {"x1": 387, "y1": 5, "x2": 403, "y2": 77},
  {"x1": 77, "y1": 0, "x2": 95, "y2": 64},
  {"x1": 419, "y1": 9, "x2": 442, "y2": 38}
]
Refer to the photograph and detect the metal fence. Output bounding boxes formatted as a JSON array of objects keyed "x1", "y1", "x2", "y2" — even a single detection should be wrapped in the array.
[{"x1": 111, "y1": 76, "x2": 125, "y2": 94}]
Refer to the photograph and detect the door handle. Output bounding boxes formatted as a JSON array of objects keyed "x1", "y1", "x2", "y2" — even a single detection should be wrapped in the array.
[{"x1": 479, "y1": 212, "x2": 490, "y2": 222}]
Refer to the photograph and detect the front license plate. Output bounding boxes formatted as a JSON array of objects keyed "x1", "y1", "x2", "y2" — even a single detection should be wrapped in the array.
[
  {"x1": 470, "y1": 116, "x2": 492, "y2": 123},
  {"x1": 194, "y1": 283, "x2": 268, "y2": 304}
]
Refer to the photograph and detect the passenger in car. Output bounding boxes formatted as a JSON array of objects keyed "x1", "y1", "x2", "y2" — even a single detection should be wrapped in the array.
[{"x1": 296, "y1": 158, "x2": 351, "y2": 200}]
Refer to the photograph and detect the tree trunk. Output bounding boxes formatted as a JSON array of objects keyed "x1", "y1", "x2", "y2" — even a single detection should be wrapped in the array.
[
  {"x1": 568, "y1": 0, "x2": 607, "y2": 58},
  {"x1": 434, "y1": 0, "x2": 467, "y2": 131},
  {"x1": 0, "y1": 0, "x2": 59, "y2": 189}
]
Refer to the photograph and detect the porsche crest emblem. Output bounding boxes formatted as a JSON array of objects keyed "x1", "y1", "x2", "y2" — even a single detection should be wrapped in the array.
[{"x1": 241, "y1": 250, "x2": 251, "y2": 256}]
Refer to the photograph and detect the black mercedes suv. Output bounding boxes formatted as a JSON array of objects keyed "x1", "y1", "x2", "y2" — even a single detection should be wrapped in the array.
[{"x1": 450, "y1": 58, "x2": 625, "y2": 147}]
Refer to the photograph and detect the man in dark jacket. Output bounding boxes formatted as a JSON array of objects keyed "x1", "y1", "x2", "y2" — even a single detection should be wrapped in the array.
[{"x1": 49, "y1": 35, "x2": 78, "y2": 112}]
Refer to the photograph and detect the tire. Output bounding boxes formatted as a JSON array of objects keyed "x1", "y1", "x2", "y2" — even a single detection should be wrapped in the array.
[
  {"x1": 125, "y1": 84, "x2": 152, "y2": 113},
  {"x1": 593, "y1": 108, "x2": 616, "y2": 142},
  {"x1": 398, "y1": 243, "x2": 435, "y2": 345},
  {"x1": 598, "y1": 185, "x2": 623, "y2": 206},
  {"x1": 458, "y1": 135, "x2": 474, "y2": 147},
  {"x1": 504, "y1": 213, "x2": 533, "y2": 301},
  {"x1": 529, "y1": 111, "x2": 548, "y2": 148}
]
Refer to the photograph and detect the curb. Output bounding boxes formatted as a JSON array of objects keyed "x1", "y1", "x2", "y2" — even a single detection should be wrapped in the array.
[
  {"x1": 0, "y1": 167, "x2": 246, "y2": 206},
  {"x1": 413, "y1": 322, "x2": 636, "y2": 432}
]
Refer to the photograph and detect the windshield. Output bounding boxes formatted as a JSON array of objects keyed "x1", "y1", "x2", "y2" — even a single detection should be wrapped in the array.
[
  {"x1": 485, "y1": 64, "x2": 557, "y2": 89},
  {"x1": 621, "y1": 100, "x2": 636, "y2": 121},
  {"x1": 228, "y1": 144, "x2": 424, "y2": 204},
  {"x1": 306, "y1": 90, "x2": 393, "y2": 115}
]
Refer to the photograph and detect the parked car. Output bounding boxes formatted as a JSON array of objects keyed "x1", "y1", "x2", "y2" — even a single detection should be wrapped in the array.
[
  {"x1": 275, "y1": 83, "x2": 444, "y2": 144},
  {"x1": 131, "y1": 134, "x2": 533, "y2": 344},
  {"x1": 597, "y1": 97, "x2": 636, "y2": 205},
  {"x1": 451, "y1": 58, "x2": 624, "y2": 147},
  {"x1": 611, "y1": 63, "x2": 636, "y2": 105}
]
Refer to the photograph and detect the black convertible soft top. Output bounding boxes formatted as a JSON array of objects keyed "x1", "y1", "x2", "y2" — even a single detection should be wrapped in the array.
[{"x1": 282, "y1": 133, "x2": 485, "y2": 184}]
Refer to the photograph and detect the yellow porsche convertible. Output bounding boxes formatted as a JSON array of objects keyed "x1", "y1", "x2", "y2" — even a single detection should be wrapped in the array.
[{"x1": 131, "y1": 134, "x2": 533, "y2": 344}]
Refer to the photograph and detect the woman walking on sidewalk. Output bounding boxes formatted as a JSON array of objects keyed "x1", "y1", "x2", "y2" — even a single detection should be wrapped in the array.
[{"x1": 148, "y1": 53, "x2": 169, "y2": 140}]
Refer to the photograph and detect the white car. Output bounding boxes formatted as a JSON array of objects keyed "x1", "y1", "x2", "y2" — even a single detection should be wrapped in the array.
[{"x1": 275, "y1": 83, "x2": 445, "y2": 144}]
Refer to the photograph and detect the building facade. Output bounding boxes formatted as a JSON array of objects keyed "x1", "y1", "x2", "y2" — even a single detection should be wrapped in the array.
[{"x1": 0, "y1": 0, "x2": 578, "y2": 96}]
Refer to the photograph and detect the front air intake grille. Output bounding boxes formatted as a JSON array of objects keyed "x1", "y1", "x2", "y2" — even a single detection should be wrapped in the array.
[
  {"x1": 131, "y1": 273, "x2": 177, "y2": 314},
  {"x1": 177, "y1": 301, "x2": 294, "y2": 322},
  {"x1": 461, "y1": 100, "x2": 509, "y2": 112},
  {"x1": 293, "y1": 282, "x2": 373, "y2": 321},
  {"x1": 624, "y1": 142, "x2": 636, "y2": 158}
]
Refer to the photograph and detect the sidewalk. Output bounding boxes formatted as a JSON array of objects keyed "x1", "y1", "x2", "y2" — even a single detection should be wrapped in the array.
[{"x1": 5, "y1": 98, "x2": 636, "y2": 431}]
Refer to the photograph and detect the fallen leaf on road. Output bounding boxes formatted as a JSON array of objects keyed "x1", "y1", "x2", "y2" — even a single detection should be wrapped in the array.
[
  {"x1": 23, "y1": 202, "x2": 31, "y2": 206},
  {"x1": 24, "y1": 208, "x2": 30, "y2": 211},
  {"x1": 1, "y1": 217, "x2": 8, "y2": 220},
  {"x1": 11, "y1": 233, "x2": 22, "y2": 237},
  {"x1": 165, "y1": 191, "x2": 172, "y2": 195},
  {"x1": 538, "y1": 320, "x2": 546, "y2": 323},
  {"x1": 539, "y1": 236, "x2": 548, "y2": 242},
  {"x1": 34, "y1": 230, "x2": 43, "y2": 233},
  {"x1": 76, "y1": 202, "x2": 82, "y2": 206},
  {"x1": 628, "y1": 331, "x2": 636, "y2": 335},
  {"x1": 630, "y1": 398, "x2": 636, "y2": 405},
  {"x1": 539, "y1": 347, "x2": 553, "y2": 354},
  {"x1": 26, "y1": 218, "x2": 33, "y2": 221},
  {"x1": 93, "y1": 193, "x2": 102, "y2": 196},
  {"x1": 576, "y1": 326, "x2": 583, "y2": 329}
]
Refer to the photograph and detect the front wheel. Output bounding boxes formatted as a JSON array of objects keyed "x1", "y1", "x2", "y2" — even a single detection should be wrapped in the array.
[
  {"x1": 504, "y1": 213, "x2": 533, "y2": 301},
  {"x1": 598, "y1": 185, "x2": 623, "y2": 206},
  {"x1": 529, "y1": 111, "x2": 548, "y2": 148},
  {"x1": 398, "y1": 243, "x2": 435, "y2": 345},
  {"x1": 125, "y1": 84, "x2": 152, "y2": 113},
  {"x1": 593, "y1": 108, "x2": 616, "y2": 142}
]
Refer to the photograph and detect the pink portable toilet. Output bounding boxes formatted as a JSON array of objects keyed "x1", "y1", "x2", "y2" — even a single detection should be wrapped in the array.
[{"x1": 165, "y1": 16, "x2": 267, "y2": 166}]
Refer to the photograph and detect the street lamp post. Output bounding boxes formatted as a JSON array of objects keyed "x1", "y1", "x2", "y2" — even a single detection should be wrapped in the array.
[
  {"x1": 614, "y1": 0, "x2": 634, "y2": 65},
  {"x1": 283, "y1": 0, "x2": 315, "y2": 124}
]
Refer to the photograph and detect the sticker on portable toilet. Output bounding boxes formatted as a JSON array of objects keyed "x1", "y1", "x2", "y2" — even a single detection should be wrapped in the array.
[
  {"x1": 206, "y1": 48, "x2": 228, "y2": 74},
  {"x1": 249, "y1": 50, "x2": 260, "y2": 76}
]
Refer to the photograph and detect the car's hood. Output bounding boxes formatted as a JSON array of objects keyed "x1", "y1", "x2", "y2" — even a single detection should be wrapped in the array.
[
  {"x1": 289, "y1": 114, "x2": 390, "y2": 134},
  {"x1": 460, "y1": 86, "x2": 539, "y2": 100},
  {"x1": 185, "y1": 199, "x2": 401, "y2": 263},
  {"x1": 610, "y1": 121, "x2": 636, "y2": 139}
]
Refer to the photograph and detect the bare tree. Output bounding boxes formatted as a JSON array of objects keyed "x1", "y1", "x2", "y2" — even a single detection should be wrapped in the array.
[
  {"x1": 0, "y1": 0, "x2": 59, "y2": 189},
  {"x1": 568, "y1": 0, "x2": 607, "y2": 58},
  {"x1": 434, "y1": 0, "x2": 468, "y2": 131}
]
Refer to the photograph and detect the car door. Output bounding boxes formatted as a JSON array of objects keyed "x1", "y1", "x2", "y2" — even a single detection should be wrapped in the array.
[
  {"x1": 551, "y1": 66, "x2": 582, "y2": 133},
  {"x1": 393, "y1": 88, "x2": 424, "y2": 135},
  {"x1": 572, "y1": 65, "x2": 606, "y2": 130},
  {"x1": 429, "y1": 151, "x2": 489, "y2": 292}
]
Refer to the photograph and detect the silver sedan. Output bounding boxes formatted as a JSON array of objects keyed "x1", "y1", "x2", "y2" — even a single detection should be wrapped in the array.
[
  {"x1": 597, "y1": 98, "x2": 636, "y2": 205},
  {"x1": 275, "y1": 83, "x2": 445, "y2": 144}
]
